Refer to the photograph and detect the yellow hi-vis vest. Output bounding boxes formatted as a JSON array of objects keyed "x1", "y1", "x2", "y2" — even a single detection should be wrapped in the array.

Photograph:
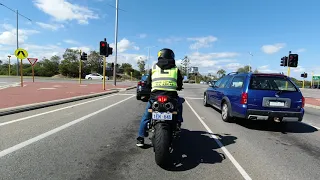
[{"x1": 151, "y1": 64, "x2": 178, "y2": 92}]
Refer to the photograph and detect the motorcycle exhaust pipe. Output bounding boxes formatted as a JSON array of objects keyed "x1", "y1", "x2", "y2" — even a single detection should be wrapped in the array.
[
  {"x1": 152, "y1": 102, "x2": 160, "y2": 110},
  {"x1": 274, "y1": 117, "x2": 281, "y2": 122},
  {"x1": 165, "y1": 102, "x2": 173, "y2": 110}
]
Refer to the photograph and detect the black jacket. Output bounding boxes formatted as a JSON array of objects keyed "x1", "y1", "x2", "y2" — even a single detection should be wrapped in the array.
[{"x1": 146, "y1": 58, "x2": 183, "y2": 99}]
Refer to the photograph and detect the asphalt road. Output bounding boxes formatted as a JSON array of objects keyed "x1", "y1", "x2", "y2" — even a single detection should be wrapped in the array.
[{"x1": 0, "y1": 84, "x2": 319, "y2": 180}]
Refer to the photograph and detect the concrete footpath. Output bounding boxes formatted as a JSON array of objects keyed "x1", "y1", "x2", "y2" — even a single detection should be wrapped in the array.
[{"x1": 0, "y1": 82, "x2": 136, "y2": 116}]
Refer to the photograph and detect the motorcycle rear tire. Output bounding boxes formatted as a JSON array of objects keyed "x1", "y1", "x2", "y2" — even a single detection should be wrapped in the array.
[{"x1": 153, "y1": 123, "x2": 172, "y2": 168}]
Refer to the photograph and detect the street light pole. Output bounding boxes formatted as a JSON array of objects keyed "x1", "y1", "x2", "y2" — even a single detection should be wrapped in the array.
[
  {"x1": 0, "y1": 3, "x2": 31, "y2": 76},
  {"x1": 249, "y1": 52, "x2": 253, "y2": 72},
  {"x1": 113, "y1": 0, "x2": 119, "y2": 86},
  {"x1": 145, "y1": 46, "x2": 156, "y2": 72},
  {"x1": 16, "y1": 10, "x2": 19, "y2": 76},
  {"x1": 8, "y1": 55, "x2": 11, "y2": 76}
]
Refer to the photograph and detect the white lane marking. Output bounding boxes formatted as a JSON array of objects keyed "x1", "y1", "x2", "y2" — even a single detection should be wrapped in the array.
[
  {"x1": 185, "y1": 97, "x2": 202, "y2": 100},
  {"x1": 117, "y1": 93, "x2": 135, "y2": 96},
  {"x1": 0, "y1": 94, "x2": 117, "y2": 127},
  {"x1": 185, "y1": 100, "x2": 252, "y2": 180},
  {"x1": 0, "y1": 95, "x2": 134, "y2": 158},
  {"x1": 300, "y1": 122, "x2": 320, "y2": 130}
]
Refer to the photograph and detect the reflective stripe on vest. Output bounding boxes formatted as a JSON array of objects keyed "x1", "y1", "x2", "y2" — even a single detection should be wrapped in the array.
[{"x1": 151, "y1": 65, "x2": 178, "y2": 92}]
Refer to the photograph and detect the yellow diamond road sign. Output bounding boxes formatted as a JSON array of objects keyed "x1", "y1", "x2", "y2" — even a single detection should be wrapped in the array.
[{"x1": 14, "y1": 48, "x2": 28, "y2": 59}]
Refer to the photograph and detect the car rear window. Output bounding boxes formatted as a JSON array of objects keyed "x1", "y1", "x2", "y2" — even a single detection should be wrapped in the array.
[
  {"x1": 141, "y1": 75, "x2": 148, "y2": 81},
  {"x1": 249, "y1": 75, "x2": 297, "y2": 91}
]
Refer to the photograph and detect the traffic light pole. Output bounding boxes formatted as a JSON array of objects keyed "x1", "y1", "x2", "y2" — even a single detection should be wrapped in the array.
[
  {"x1": 103, "y1": 56, "x2": 106, "y2": 90},
  {"x1": 285, "y1": 51, "x2": 291, "y2": 90},
  {"x1": 79, "y1": 50, "x2": 82, "y2": 84},
  {"x1": 287, "y1": 51, "x2": 291, "y2": 77}
]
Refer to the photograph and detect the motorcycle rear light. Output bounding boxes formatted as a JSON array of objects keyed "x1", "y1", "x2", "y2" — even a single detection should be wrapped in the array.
[
  {"x1": 157, "y1": 96, "x2": 168, "y2": 103},
  {"x1": 240, "y1": 92, "x2": 248, "y2": 104}
]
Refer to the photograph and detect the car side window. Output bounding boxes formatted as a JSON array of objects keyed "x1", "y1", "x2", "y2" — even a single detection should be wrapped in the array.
[
  {"x1": 230, "y1": 76, "x2": 245, "y2": 88},
  {"x1": 218, "y1": 76, "x2": 232, "y2": 88}
]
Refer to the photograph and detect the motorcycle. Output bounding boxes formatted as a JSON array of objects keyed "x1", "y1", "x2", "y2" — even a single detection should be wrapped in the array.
[{"x1": 147, "y1": 94, "x2": 184, "y2": 168}]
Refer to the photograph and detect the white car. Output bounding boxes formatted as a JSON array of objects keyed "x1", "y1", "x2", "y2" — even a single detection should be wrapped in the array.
[{"x1": 85, "y1": 73, "x2": 108, "y2": 80}]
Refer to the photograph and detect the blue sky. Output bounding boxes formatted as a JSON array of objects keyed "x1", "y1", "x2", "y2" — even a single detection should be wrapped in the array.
[{"x1": 0, "y1": 0, "x2": 319, "y2": 80}]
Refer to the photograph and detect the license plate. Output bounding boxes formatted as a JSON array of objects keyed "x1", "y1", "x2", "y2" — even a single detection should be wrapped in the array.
[
  {"x1": 270, "y1": 101, "x2": 285, "y2": 107},
  {"x1": 152, "y1": 112, "x2": 173, "y2": 120}
]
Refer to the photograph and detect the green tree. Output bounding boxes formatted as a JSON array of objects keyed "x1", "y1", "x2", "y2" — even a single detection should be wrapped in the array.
[
  {"x1": 87, "y1": 50, "x2": 101, "y2": 73},
  {"x1": 121, "y1": 63, "x2": 133, "y2": 75},
  {"x1": 237, "y1": 65, "x2": 251, "y2": 73},
  {"x1": 217, "y1": 69, "x2": 226, "y2": 77},
  {"x1": 137, "y1": 60, "x2": 145, "y2": 73},
  {"x1": 59, "y1": 49, "x2": 80, "y2": 77}
]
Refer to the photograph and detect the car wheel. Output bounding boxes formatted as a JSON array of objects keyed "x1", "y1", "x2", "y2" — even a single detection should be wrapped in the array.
[
  {"x1": 88, "y1": 77, "x2": 92, "y2": 80},
  {"x1": 221, "y1": 102, "x2": 233, "y2": 122},
  {"x1": 136, "y1": 94, "x2": 141, "y2": 100},
  {"x1": 203, "y1": 93, "x2": 209, "y2": 107}
]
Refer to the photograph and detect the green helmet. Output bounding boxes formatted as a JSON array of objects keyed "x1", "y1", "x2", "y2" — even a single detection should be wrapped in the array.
[{"x1": 157, "y1": 48, "x2": 175, "y2": 60}]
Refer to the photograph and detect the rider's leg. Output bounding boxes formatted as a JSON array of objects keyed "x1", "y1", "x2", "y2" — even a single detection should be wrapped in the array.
[
  {"x1": 137, "y1": 100, "x2": 153, "y2": 146},
  {"x1": 177, "y1": 96, "x2": 183, "y2": 123}
]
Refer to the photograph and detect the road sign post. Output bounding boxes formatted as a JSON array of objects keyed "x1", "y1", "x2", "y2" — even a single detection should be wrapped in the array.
[
  {"x1": 27, "y1": 58, "x2": 38, "y2": 82},
  {"x1": 14, "y1": 48, "x2": 28, "y2": 87}
]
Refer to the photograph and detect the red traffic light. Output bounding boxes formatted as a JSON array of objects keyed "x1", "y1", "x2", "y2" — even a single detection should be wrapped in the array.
[{"x1": 101, "y1": 42, "x2": 106, "y2": 47}]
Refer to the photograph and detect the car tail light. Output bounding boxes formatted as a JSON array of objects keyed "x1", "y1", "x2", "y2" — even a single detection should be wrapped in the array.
[
  {"x1": 138, "y1": 82, "x2": 142, "y2": 86},
  {"x1": 157, "y1": 96, "x2": 168, "y2": 103},
  {"x1": 141, "y1": 82, "x2": 145, "y2": 86},
  {"x1": 302, "y1": 96, "x2": 305, "y2": 108},
  {"x1": 240, "y1": 92, "x2": 248, "y2": 104}
]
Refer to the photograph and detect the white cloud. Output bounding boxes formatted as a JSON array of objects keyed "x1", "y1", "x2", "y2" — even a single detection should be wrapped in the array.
[
  {"x1": 257, "y1": 65, "x2": 275, "y2": 73},
  {"x1": 225, "y1": 63, "x2": 243, "y2": 71},
  {"x1": 36, "y1": 22, "x2": 64, "y2": 31},
  {"x1": 296, "y1": 48, "x2": 306, "y2": 53},
  {"x1": 158, "y1": 37, "x2": 182, "y2": 44},
  {"x1": 70, "y1": 46, "x2": 91, "y2": 53},
  {"x1": 109, "y1": 38, "x2": 139, "y2": 53},
  {"x1": 21, "y1": 44, "x2": 66, "y2": 59},
  {"x1": 33, "y1": 0, "x2": 99, "y2": 24},
  {"x1": 176, "y1": 51, "x2": 239, "y2": 74},
  {"x1": 292, "y1": 66, "x2": 306, "y2": 73},
  {"x1": 187, "y1": 35, "x2": 218, "y2": 50},
  {"x1": 64, "y1": 39, "x2": 79, "y2": 45},
  {"x1": 0, "y1": 24, "x2": 40, "y2": 45},
  {"x1": 261, "y1": 43, "x2": 286, "y2": 54},
  {"x1": 138, "y1": 34, "x2": 147, "y2": 39}
]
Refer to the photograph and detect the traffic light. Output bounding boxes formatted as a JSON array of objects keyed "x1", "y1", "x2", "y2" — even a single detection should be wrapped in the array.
[
  {"x1": 280, "y1": 56, "x2": 288, "y2": 66},
  {"x1": 288, "y1": 54, "x2": 298, "y2": 67},
  {"x1": 100, "y1": 41, "x2": 107, "y2": 56},
  {"x1": 80, "y1": 52, "x2": 87, "y2": 60},
  {"x1": 301, "y1": 72, "x2": 307, "y2": 78},
  {"x1": 107, "y1": 45, "x2": 113, "y2": 57}
]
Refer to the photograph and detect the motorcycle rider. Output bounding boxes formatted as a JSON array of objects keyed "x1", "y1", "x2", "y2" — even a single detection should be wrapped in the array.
[{"x1": 136, "y1": 48, "x2": 184, "y2": 147}]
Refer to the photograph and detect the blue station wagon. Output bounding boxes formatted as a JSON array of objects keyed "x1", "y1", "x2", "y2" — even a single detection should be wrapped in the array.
[{"x1": 203, "y1": 72, "x2": 305, "y2": 123}]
